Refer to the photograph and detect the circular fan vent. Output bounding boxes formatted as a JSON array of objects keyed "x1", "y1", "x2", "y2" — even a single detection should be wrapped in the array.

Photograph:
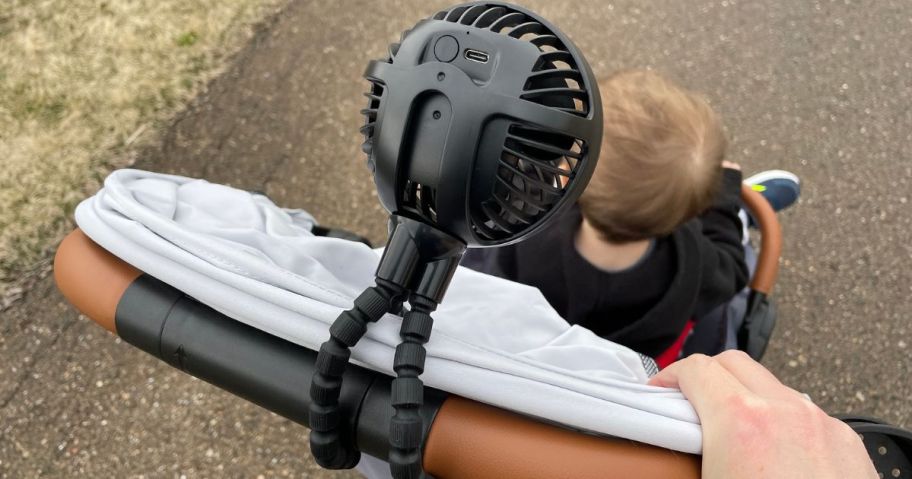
[
  {"x1": 430, "y1": 4, "x2": 592, "y2": 242},
  {"x1": 476, "y1": 123, "x2": 586, "y2": 240},
  {"x1": 360, "y1": 2, "x2": 602, "y2": 247},
  {"x1": 359, "y1": 27, "x2": 402, "y2": 159},
  {"x1": 433, "y1": 4, "x2": 591, "y2": 117}
]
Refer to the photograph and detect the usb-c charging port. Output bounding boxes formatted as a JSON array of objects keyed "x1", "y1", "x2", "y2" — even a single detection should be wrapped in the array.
[{"x1": 464, "y1": 49, "x2": 489, "y2": 63}]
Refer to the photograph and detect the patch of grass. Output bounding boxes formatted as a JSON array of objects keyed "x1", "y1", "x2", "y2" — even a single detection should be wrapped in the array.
[
  {"x1": 9, "y1": 88, "x2": 68, "y2": 124},
  {"x1": 176, "y1": 31, "x2": 200, "y2": 47},
  {"x1": 0, "y1": 0, "x2": 283, "y2": 294}
]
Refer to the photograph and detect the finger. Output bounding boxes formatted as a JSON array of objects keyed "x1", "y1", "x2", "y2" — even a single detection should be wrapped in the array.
[
  {"x1": 648, "y1": 354, "x2": 753, "y2": 416},
  {"x1": 712, "y1": 350, "x2": 801, "y2": 401},
  {"x1": 713, "y1": 350, "x2": 812, "y2": 402}
]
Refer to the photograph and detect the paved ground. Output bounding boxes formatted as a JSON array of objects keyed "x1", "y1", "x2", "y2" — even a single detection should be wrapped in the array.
[{"x1": 2, "y1": 0, "x2": 911, "y2": 476}]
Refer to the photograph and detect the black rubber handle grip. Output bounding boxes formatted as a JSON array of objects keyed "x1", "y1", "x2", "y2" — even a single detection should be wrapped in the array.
[{"x1": 115, "y1": 274, "x2": 446, "y2": 460}]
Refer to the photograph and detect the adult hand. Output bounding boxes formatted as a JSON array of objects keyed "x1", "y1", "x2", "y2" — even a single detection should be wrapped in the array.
[{"x1": 649, "y1": 351, "x2": 877, "y2": 479}]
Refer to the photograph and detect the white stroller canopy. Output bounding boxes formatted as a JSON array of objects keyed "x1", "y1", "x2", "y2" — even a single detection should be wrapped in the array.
[{"x1": 75, "y1": 169, "x2": 703, "y2": 454}]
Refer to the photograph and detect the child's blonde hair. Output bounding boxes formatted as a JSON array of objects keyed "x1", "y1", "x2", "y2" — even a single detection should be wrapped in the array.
[{"x1": 579, "y1": 69, "x2": 727, "y2": 242}]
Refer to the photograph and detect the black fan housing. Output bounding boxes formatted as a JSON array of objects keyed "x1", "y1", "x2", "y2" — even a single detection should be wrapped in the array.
[{"x1": 362, "y1": 1, "x2": 602, "y2": 247}]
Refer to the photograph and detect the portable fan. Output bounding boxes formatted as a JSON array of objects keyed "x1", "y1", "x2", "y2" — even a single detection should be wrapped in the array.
[{"x1": 310, "y1": 2, "x2": 603, "y2": 477}]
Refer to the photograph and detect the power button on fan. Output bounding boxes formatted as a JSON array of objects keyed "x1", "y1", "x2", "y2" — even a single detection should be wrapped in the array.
[{"x1": 434, "y1": 35, "x2": 459, "y2": 62}]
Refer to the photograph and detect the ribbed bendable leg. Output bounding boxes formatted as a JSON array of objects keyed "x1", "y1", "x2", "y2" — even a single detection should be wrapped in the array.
[
  {"x1": 308, "y1": 282, "x2": 404, "y2": 470},
  {"x1": 388, "y1": 294, "x2": 437, "y2": 479}
]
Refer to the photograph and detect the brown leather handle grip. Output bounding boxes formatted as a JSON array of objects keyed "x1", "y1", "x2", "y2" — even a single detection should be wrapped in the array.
[
  {"x1": 424, "y1": 396, "x2": 701, "y2": 479},
  {"x1": 741, "y1": 183, "x2": 782, "y2": 295},
  {"x1": 54, "y1": 229, "x2": 140, "y2": 333}
]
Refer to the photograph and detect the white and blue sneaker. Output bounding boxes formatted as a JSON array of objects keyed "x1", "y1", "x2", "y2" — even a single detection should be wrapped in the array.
[{"x1": 745, "y1": 169, "x2": 801, "y2": 213}]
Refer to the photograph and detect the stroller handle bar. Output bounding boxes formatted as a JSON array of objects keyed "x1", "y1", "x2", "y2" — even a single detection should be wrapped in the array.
[
  {"x1": 741, "y1": 183, "x2": 781, "y2": 295},
  {"x1": 55, "y1": 229, "x2": 701, "y2": 478}
]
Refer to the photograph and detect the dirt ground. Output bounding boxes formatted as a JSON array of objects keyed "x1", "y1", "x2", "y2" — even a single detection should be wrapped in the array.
[
  {"x1": 0, "y1": 0, "x2": 280, "y2": 299},
  {"x1": 2, "y1": 0, "x2": 911, "y2": 477}
]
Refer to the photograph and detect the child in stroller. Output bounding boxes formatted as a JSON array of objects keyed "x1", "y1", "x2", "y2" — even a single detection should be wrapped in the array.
[{"x1": 461, "y1": 69, "x2": 801, "y2": 365}]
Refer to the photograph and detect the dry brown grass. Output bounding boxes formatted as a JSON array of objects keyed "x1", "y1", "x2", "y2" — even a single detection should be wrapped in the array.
[{"x1": 0, "y1": 0, "x2": 282, "y2": 297}]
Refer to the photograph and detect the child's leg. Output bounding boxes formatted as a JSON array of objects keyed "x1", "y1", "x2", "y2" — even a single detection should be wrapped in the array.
[{"x1": 722, "y1": 242, "x2": 757, "y2": 350}]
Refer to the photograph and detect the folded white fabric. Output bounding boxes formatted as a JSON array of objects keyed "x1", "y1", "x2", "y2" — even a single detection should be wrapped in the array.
[{"x1": 75, "y1": 169, "x2": 703, "y2": 454}]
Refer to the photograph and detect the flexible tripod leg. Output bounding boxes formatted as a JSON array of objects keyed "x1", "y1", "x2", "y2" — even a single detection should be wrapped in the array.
[
  {"x1": 309, "y1": 281, "x2": 405, "y2": 469},
  {"x1": 386, "y1": 251, "x2": 462, "y2": 479},
  {"x1": 309, "y1": 215, "x2": 463, "y2": 477},
  {"x1": 389, "y1": 294, "x2": 437, "y2": 478}
]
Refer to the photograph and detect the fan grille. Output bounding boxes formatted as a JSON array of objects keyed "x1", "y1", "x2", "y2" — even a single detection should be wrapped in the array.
[
  {"x1": 400, "y1": 180, "x2": 438, "y2": 223},
  {"x1": 434, "y1": 4, "x2": 590, "y2": 117},
  {"x1": 363, "y1": 3, "x2": 596, "y2": 243},
  {"x1": 432, "y1": 4, "x2": 592, "y2": 242},
  {"x1": 361, "y1": 23, "x2": 402, "y2": 159},
  {"x1": 359, "y1": 81, "x2": 383, "y2": 157},
  {"x1": 474, "y1": 124, "x2": 586, "y2": 240}
]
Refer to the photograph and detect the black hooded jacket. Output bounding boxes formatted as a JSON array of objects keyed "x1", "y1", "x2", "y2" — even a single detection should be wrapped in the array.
[{"x1": 461, "y1": 169, "x2": 749, "y2": 357}]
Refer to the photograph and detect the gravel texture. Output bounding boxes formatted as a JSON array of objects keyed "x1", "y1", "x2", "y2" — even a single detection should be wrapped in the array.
[{"x1": 2, "y1": 0, "x2": 910, "y2": 476}]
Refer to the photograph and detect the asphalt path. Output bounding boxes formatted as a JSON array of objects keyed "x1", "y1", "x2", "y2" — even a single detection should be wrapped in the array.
[{"x1": 2, "y1": 0, "x2": 910, "y2": 476}]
